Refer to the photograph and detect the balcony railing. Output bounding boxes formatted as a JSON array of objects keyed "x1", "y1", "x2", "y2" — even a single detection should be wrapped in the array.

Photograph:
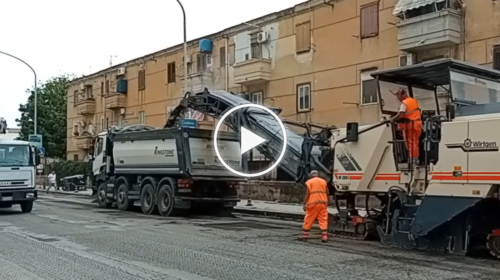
[
  {"x1": 104, "y1": 93, "x2": 126, "y2": 109},
  {"x1": 233, "y1": 58, "x2": 272, "y2": 86},
  {"x1": 75, "y1": 98, "x2": 96, "y2": 115}
]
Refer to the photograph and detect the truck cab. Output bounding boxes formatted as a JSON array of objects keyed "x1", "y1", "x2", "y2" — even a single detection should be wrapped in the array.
[{"x1": 0, "y1": 140, "x2": 40, "y2": 213}]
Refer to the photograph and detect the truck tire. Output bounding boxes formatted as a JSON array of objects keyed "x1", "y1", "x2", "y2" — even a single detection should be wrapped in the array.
[
  {"x1": 157, "y1": 184, "x2": 175, "y2": 217},
  {"x1": 140, "y1": 184, "x2": 157, "y2": 215},
  {"x1": 97, "y1": 183, "x2": 112, "y2": 208},
  {"x1": 116, "y1": 183, "x2": 134, "y2": 211},
  {"x1": 20, "y1": 201, "x2": 33, "y2": 213}
]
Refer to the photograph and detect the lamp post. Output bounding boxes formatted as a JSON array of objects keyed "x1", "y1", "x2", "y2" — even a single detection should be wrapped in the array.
[
  {"x1": 0, "y1": 51, "x2": 37, "y2": 135},
  {"x1": 175, "y1": 0, "x2": 189, "y2": 118}
]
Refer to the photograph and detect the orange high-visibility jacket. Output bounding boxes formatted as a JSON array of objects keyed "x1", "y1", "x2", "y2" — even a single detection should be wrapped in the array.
[
  {"x1": 402, "y1": 97, "x2": 421, "y2": 121},
  {"x1": 306, "y1": 177, "x2": 328, "y2": 206}
]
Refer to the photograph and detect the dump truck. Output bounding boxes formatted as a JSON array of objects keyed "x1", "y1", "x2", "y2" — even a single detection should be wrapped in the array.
[
  {"x1": 89, "y1": 125, "x2": 245, "y2": 216},
  {"x1": 0, "y1": 139, "x2": 40, "y2": 213}
]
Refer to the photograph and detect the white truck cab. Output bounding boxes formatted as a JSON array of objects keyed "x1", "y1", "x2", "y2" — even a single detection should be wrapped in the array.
[{"x1": 0, "y1": 139, "x2": 40, "y2": 213}]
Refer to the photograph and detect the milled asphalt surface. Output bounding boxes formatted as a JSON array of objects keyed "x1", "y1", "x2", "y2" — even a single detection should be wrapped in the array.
[{"x1": 1, "y1": 194, "x2": 499, "y2": 280}]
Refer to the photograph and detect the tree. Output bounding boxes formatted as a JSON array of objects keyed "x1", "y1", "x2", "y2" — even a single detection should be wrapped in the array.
[{"x1": 16, "y1": 74, "x2": 74, "y2": 159}]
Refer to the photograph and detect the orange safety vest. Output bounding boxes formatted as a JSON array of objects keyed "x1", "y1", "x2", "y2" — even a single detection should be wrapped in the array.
[
  {"x1": 305, "y1": 177, "x2": 328, "y2": 206},
  {"x1": 402, "y1": 97, "x2": 421, "y2": 121}
]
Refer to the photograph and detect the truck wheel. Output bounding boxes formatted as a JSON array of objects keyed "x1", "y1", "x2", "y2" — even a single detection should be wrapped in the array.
[
  {"x1": 97, "y1": 183, "x2": 112, "y2": 208},
  {"x1": 140, "y1": 184, "x2": 157, "y2": 215},
  {"x1": 157, "y1": 184, "x2": 175, "y2": 217},
  {"x1": 20, "y1": 201, "x2": 33, "y2": 213},
  {"x1": 116, "y1": 184, "x2": 134, "y2": 211}
]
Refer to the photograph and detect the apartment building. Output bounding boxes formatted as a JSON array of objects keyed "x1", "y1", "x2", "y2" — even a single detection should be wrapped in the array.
[{"x1": 67, "y1": 0, "x2": 500, "y2": 160}]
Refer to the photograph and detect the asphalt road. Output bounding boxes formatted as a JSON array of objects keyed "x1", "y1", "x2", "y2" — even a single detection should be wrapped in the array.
[{"x1": 1, "y1": 194, "x2": 499, "y2": 280}]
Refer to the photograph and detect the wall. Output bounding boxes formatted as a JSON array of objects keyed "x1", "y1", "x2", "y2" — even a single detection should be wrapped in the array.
[{"x1": 66, "y1": 0, "x2": 500, "y2": 160}]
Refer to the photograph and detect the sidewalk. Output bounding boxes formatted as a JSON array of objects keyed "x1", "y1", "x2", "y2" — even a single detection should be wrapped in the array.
[{"x1": 36, "y1": 185, "x2": 93, "y2": 197}]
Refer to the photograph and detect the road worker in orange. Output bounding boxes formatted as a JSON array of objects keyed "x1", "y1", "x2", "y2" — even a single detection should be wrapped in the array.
[
  {"x1": 301, "y1": 170, "x2": 329, "y2": 243},
  {"x1": 390, "y1": 88, "x2": 422, "y2": 166}
]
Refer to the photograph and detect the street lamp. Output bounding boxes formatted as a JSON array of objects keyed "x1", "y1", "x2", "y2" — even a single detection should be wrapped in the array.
[
  {"x1": 0, "y1": 51, "x2": 38, "y2": 135},
  {"x1": 176, "y1": 0, "x2": 188, "y2": 116}
]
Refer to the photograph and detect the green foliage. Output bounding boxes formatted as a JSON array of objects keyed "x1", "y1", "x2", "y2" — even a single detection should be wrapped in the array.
[
  {"x1": 48, "y1": 160, "x2": 91, "y2": 181},
  {"x1": 16, "y1": 74, "x2": 75, "y2": 159}
]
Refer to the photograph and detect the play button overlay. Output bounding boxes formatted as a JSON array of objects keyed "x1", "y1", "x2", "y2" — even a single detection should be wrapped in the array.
[
  {"x1": 240, "y1": 126, "x2": 266, "y2": 154},
  {"x1": 213, "y1": 103, "x2": 287, "y2": 178}
]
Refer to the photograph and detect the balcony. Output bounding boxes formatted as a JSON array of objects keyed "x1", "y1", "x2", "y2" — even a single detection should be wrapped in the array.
[
  {"x1": 104, "y1": 93, "x2": 126, "y2": 109},
  {"x1": 75, "y1": 136, "x2": 92, "y2": 150},
  {"x1": 397, "y1": 9, "x2": 461, "y2": 52},
  {"x1": 75, "y1": 99, "x2": 95, "y2": 115},
  {"x1": 183, "y1": 71, "x2": 214, "y2": 93},
  {"x1": 233, "y1": 58, "x2": 271, "y2": 86}
]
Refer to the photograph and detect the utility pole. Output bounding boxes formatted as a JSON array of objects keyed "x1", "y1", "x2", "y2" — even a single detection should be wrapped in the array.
[
  {"x1": 176, "y1": 0, "x2": 188, "y2": 117},
  {"x1": 0, "y1": 51, "x2": 38, "y2": 134}
]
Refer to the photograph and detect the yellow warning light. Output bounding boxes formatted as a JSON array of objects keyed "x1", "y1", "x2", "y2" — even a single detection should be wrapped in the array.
[
  {"x1": 472, "y1": 190, "x2": 480, "y2": 195},
  {"x1": 454, "y1": 166, "x2": 462, "y2": 171}
]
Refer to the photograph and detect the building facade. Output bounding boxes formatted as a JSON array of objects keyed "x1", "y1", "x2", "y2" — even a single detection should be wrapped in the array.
[{"x1": 66, "y1": 0, "x2": 500, "y2": 160}]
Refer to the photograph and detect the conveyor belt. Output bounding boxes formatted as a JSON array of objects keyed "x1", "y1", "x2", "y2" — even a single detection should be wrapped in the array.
[{"x1": 164, "y1": 88, "x2": 333, "y2": 183}]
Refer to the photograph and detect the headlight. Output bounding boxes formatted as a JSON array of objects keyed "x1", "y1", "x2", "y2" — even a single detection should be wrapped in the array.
[{"x1": 25, "y1": 193, "x2": 34, "y2": 198}]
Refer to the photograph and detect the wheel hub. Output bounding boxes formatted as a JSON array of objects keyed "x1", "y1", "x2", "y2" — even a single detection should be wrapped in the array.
[
  {"x1": 161, "y1": 192, "x2": 170, "y2": 210},
  {"x1": 487, "y1": 231, "x2": 500, "y2": 258},
  {"x1": 118, "y1": 191, "x2": 125, "y2": 202},
  {"x1": 144, "y1": 193, "x2": 151, "y2": 207},
  {"x1": 98, "y1": 190, "x2": 105, "y2": 201}
]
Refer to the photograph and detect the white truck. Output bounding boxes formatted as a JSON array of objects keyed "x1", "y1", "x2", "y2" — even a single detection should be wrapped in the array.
[
  {"x1": 0, "y1": 139, "x2": 40, "y2": 213},
  {"x1": 89, "y1": 125, "x2": 246, "y2": 216}
]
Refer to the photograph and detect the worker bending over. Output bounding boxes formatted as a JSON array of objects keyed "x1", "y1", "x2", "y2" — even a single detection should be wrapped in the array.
[
  {"x1": 301, "y1": 170, "x2": 329, "y2": 243},
  {"x1": 390, "y1": 88, "x2": 422, "y2": 166}
]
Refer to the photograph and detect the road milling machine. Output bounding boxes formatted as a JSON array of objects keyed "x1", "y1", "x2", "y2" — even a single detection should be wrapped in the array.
[{"x1": 331, "y1": 58, "x2": 500, "y2": 258}]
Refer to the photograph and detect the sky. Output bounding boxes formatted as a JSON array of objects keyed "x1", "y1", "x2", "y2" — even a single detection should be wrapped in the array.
[{"x1": 0, "y1": 0, "x2": 305, "y2": 129}]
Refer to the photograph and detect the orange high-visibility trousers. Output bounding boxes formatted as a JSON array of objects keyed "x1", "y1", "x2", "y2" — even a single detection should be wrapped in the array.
[
  {"x1": 303, "y1": 203, "x2": 328, "y2": 231},
  {"x1": 401, "y1": 123, "x2": 422, "y2": 159}
]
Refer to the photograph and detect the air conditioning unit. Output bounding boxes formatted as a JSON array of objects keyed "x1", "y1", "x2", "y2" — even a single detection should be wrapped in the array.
[
  {"x1": 182, "y1": 54, "x2": 192, "y2": 64},
  {"x1": 120, "y1": 108, "x2": 126, "y2": 115},
  {"x1": 399, "y1": 53, "x2": 415, "y2": 66},
  {"x1": 117, "y1": 67, "x2": 126, "y2": 75},
  {"x1": 257, "y1": 31, "x2": 269, "y2": 44},
  {"x1": 80, "y1": 83, "x2": 85, "y2": 90}
]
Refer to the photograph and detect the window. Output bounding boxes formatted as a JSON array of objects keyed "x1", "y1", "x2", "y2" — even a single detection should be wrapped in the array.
[
  {"x1": 105, "y1": 80, "x2": 110, "y2": 94},
  {"x1": 297, "y1": 83, "x2": 311, "y2": 112},
  {"x1": 197, "y1": 53, "x2": 212, "y2": 72},
  {"x1": 251, "y1": 92, "x2": 263, "y2": 105},
  {"x1": 494, "y1": 45, "x2": 500, "y2": 71},
  {"x1": 138, "y1": 69, "x2": 146, "y2": 90},
  {"x1": 251, "y1": 43, "x2": 261, "y2": 59},
  {"x1": 96, "y1": 137, "x2": 104, "y2": 156},
  {"x1": 167, "y1": 62, "x2": 176, "y2": 83},
  {"x1": 219, "y1": 46, "x2": 226, "y2": 66},
  {"x1": 296, "y1": 21, "x2": 311, "y2": 53},
  {"x1": 106, "y1": 118, "x2": 109, "y2": 129},
  {"x1": 100, "y1": 117, "x2": 104, "y2": 132},
  {"x1": 73, "y1": 154, "x2": 78, "y2": 161},
  {"x1": 73, "y1": 90, "x2": 78, "y2": 106},
  {"x1": 85, "y1": 85, "x2": 93, "y2": 99},
  {"x1": 229, "y1": 44, "x2": 235, "y2": 65},
  {"x1": 138, "y1": 111, "x2": 145, "y2": 124},
  {"x1": 73, "y1": 123, "x2": 79, "y2": 136},
  {"x1": 360, "y1": 2, "x2": 379, "y2": 39},
  {"x1": 101, "y1": 82, "x2": 104, "y2": 95},
  {"x1": 361, "y1": 69, "x2": 378, "y2": 105}
]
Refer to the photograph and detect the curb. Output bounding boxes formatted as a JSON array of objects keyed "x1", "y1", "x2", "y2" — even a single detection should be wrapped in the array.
[
  {"x1": 37, "y1": 190, "x2": 93, "y2": 198},
  {"x1": 38, "y1": 195, "x2": 96, "y2": 207}
]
